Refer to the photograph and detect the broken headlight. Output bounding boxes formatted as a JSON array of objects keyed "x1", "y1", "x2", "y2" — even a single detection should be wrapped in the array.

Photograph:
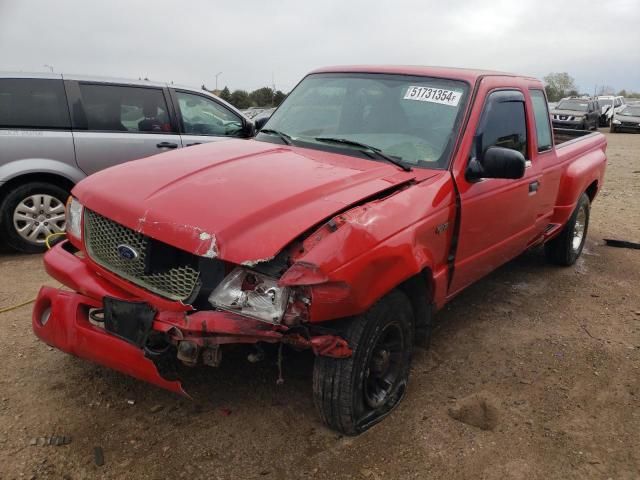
[{"x1": 208, "y1": 267, "x2": 289, "y2": 324}]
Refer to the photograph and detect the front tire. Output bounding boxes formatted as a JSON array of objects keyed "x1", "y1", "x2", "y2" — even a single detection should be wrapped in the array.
[
  {"x1": 544, "y1": 193, "x2": 590, "y2": 266},
  {"x1": 313, "y1": 290, "x2": 414, "y2": 435},
  {"x1": 0, "y1": 182, "x2": 69, "y2": 253}
]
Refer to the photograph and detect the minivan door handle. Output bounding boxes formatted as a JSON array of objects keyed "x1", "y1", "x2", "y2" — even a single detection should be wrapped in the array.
[{"x1": 156, "y1": 142, "x2": 178, "y2": 149}]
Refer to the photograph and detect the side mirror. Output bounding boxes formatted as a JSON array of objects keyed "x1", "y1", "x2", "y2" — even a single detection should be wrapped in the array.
[
  {"x1": 254, "y1": 116, "x2": 269, "y2": 132},
  {"x1": 466, "y1": 146, "x2": 526, "y2": 181},
  {"x1": 241, "y1": 119, "x2": 256, "y2": 138}
]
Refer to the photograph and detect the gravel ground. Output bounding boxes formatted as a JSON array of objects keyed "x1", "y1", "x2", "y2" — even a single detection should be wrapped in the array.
[{"x1": 0, "y1": 130, "x2": 638, "y2": 480}]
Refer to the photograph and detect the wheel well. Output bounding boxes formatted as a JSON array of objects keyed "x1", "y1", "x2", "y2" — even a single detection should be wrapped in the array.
[
  {"x1": 0, "y1": 173, "x2": 75, "y2": 205},
  {"x1": 397, "y1": 269, "x2": 434, "y2": 334},
  {"x1": 585, "y1": 180, "x2": 598, "y2": 202}
]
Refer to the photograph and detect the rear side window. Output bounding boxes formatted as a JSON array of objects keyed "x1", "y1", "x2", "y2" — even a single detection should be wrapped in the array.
[
  {"x1": 530, "y1": 90, "x2": 552, "y2": 152},
  {"x1": 77, "y1": 84, "x2": 174, "y2": 133},
  {"x1": 0, "y1": 79, "x2": 70, "y2": 129},
  {"x1": 476, "y1": 90, "x2": 528, "y2": 158}
]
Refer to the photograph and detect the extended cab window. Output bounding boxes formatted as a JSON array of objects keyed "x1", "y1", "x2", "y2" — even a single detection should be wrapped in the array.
[
  {"x1": 475, "y1": 90, "x2": 527, "y2": 158},
  {"x1": 0, "y1": 78, "x2": 70, "y2": 129},
  {"x1": 530, "y1": 90, "x2": 552, "y2": 152},
  {"x1": 77, "y1": 84, "x2": 174, "y2": 133},
  {"x1": 175, "y1": 91, "x2": 243, "y2": 136}
]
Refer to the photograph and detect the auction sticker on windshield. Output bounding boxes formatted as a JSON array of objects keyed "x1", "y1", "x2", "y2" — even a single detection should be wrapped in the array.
[{"x1": 404, "y1": 86, "x2": 462, "y2": 106}]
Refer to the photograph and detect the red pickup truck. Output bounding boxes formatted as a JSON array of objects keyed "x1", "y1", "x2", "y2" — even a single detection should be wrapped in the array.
[{"x1": 33, "y1": 66, "x2": 606, "y2": 435}]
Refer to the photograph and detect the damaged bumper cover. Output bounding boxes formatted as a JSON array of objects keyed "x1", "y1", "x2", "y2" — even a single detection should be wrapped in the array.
[{"x1": 32, "y1": 242, "x2": 351, "y2": 395}]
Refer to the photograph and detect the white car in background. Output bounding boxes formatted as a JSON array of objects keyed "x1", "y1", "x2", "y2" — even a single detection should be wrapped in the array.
[{"x1": 597, "y1": 95, "x2": 625, "y2": 126}]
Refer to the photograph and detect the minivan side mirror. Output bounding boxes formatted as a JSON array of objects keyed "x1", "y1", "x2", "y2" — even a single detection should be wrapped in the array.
[
  {"x1": 241, "y1": 120, "x2": 256, "y2": 138},
  {"x1": 254, "y1": 116, "x2": 269, "y2": 132},
  {"x1": 466, "y1": 146, "x2": 526, "y2": 181}
]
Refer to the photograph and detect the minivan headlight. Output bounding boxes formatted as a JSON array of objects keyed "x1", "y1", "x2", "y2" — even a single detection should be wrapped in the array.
[
  {"x1": 208, "y1": 267, "x2": 289, "y2": 324},
  {"x1": 66, "y1": 197, "x2": 84, "y2": 240}
]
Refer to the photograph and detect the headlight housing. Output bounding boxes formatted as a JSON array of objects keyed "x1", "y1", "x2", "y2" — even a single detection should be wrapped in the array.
[
  {"x1": 208, "y1": 267, "x2": 289, "y2": 324},
  {"x1": 612, "y1": 119, "x2": 621, "y2": 125},
  {"x1": 66, "y1": 197, "x2": 84, "y2": 240}
]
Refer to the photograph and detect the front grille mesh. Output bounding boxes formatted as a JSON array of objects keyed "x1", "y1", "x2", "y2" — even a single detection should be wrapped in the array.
[{"x1": 84, "y1": 209, "x2": 200, "y2": 301}]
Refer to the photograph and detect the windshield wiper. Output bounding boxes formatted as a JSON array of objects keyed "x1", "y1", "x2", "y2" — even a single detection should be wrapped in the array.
[
  {"x1": 260, "y1": 128, "x2": 293, "y2": 145},
  {"x1": 314, "y1": 137, "x2": 412, "y2": 172}
]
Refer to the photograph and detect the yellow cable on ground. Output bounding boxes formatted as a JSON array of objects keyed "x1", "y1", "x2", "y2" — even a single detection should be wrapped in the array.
[
  {"x1": 45, "y1": 232, "x2": 67, "y2": 250},
  {"x1": 0, "y1": 298, "x2": 35, "y2": 314},
  {"x1": 0, "y1": 234, "x2": 67, "y2": 314}
]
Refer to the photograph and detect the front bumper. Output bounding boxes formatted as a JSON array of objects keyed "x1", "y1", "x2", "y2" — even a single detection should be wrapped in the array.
[
  {"x1": 614, "y1": 122, "x2": 640, "y2": 131},
  {"x1": 552, "y1": 120, "x2": 584, "y2": 129},
  {"x1": 33, "y1": 242, "x2": 351, "y2": 395}
]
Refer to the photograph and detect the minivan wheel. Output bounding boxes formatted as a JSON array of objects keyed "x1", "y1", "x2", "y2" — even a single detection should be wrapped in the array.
[
  {"x1": 544, "y1": 193, "x2": 590, "y2": 266},
  {"x1": 0, "y1": 182, "x2": 69, "y2": 253},
  {"x1": 313, "y1": 290, "x2": 414, "y2": 435}
]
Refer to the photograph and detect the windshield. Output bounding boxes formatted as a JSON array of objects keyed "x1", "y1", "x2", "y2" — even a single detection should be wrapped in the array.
[
  {"x1": 257, "y1": 73, "x2": 470, "y2": 169},
  {"x1": 557, "y1": 99, "x2": 589, "y2": 112},
  {"x1": 620, "y1": 106, "x2": 640, "y2": 116}
]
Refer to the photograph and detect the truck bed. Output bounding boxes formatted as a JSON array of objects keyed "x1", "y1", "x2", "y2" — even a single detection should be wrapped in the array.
[{"x1": 554, "y1": 128, "x2": 597, "y2": 148}]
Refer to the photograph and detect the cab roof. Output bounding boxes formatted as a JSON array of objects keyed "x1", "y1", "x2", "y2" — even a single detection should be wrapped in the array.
[{"x1": 309, "y1": 65, "x2": 538, "y2": 84}]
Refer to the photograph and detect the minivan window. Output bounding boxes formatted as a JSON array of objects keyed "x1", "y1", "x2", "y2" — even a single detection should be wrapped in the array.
[
  {"x1": 175, "y1": 91, "x2": 243, "y2": 136},
  {"x1": 0, "y1": 79, "x2": 70, "y2": 129},
  {"x1": 530, "y1": 90, "x2": 552, "y2": 152},
  {"x1": 77, "y1": 84, "x2": 174, "y2": 133},
  {"x1": 476, "y1": 91, "x2": 528, "y2": 158}
]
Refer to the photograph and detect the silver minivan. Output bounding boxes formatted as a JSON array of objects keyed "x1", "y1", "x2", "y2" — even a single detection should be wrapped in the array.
[{"x1": 0, "y1": 73, "x2": 254, "y2": 252}]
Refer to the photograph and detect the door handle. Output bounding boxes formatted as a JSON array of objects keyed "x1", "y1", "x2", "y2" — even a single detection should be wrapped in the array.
[
  {"x1": 529, "y1": 180, "x2": 540, "y2": 194},
  {"x1": 157, "y1": 142, "x2": 178, "y2": 149}
]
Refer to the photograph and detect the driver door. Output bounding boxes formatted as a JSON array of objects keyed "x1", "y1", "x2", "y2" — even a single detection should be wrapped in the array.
[
  {"x1": 449, "y1": 85, "x2": 543, "y2": 295},
  {"x1": 170, "y1": 89, "x2": 245, "y2": 147}
]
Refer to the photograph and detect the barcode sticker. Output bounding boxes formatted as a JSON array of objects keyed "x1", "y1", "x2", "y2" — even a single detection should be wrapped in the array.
[{"x1": 403, "y1": 86, "x2": 462, "y2": 106}]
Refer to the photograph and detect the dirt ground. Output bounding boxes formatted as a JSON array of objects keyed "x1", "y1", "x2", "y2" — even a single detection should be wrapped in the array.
[{"x1": 0, "y1": 131, "x2": 639, "y2": 480}]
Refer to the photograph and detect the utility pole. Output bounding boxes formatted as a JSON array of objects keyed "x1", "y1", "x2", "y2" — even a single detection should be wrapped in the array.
[{"x1": 215, "y1": 72, "x2": 223, "y2": 91}]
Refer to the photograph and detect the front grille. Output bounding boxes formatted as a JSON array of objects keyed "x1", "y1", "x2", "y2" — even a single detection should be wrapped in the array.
[{"x1": 84, "y1": 209, "x2": 200, "y2": 301}]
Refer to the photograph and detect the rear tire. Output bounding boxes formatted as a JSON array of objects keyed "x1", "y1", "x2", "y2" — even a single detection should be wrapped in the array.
[
  {"x1": 0, "y1": 182, "x2": 69, "y2": 253},
  {"x1": 313, "y1": 290, "x2": 414, "y2": 435},
  {"x1": 544, "y1": 193, "x2": 590, "y2": 266}
]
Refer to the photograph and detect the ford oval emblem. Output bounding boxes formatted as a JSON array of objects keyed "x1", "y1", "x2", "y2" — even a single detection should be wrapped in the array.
[{"x1": 117, "y1": 244, "x2": 138, "y2": 261}]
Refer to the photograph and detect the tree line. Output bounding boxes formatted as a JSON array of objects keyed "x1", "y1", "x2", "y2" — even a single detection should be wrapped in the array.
[
  {"x1": 544, "y1": 72, "x2": 640, "y2": 102},
  {"x1": 204, "y1": 86, "x2": 287, "y2": 110}
]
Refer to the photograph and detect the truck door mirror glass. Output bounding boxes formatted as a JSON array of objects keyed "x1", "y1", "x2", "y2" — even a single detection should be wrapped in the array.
[{"x1": 466, "y1": 146, "x2": 526, "y2": 180}]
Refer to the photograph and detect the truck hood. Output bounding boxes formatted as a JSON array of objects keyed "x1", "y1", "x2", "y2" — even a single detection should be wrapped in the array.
[
  {"x1": 551, "y1": 109, "x2": 585, "y2": 117},
  {"x1": 74, "y1": 139, "x2": 435, "y2": 265},
  {"x1": 615, "y1": 114, "x2": 640, "y2": 123}
]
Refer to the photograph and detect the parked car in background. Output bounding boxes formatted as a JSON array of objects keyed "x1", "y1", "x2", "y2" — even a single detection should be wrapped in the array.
[
  {"x1": 34, "y1": 65, "x2": 606, "y2": 435},
  {"x1": 550, "y1": 97, "x2": 599, "y2": 130},
  {"x1": 610, "y1": 104, "x2": 640, "y2": 133},
  {"x1": 252, "y1": 107, "x2": 275, "y2": 124},
  {"x1": 0, "y1": 73, "x2": 254, "y2": 252},
  {"x1": 597, "y1": 95, "x2": 626, "y2": 126},
  {"x1": 241, "y1": 107, "x2": 266, "y2": 119}
]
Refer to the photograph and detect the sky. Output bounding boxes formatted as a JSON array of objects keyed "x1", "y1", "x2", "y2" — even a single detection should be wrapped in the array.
[{"x1": 1, "y1": 0, "x2": 639, "y2": 94}]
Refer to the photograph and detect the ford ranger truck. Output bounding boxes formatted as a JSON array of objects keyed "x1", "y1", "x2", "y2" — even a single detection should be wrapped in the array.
[{"x1": 33, "y1": 66, "x2": 607, "y2": 435}]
